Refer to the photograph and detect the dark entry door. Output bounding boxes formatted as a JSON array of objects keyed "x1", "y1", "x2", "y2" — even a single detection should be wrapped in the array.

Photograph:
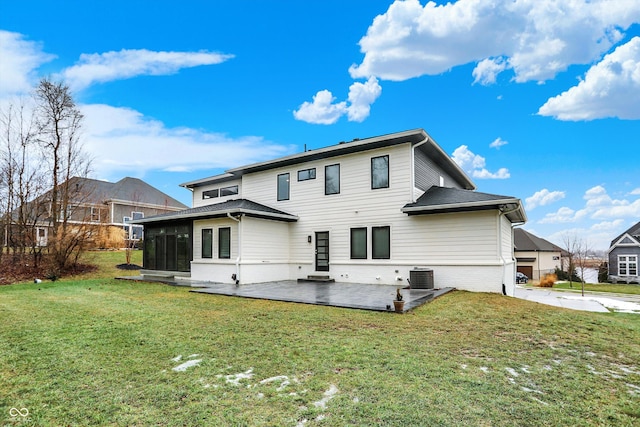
[{"x1": 315, "y1": 231, "x2": 329, "y2": 272}]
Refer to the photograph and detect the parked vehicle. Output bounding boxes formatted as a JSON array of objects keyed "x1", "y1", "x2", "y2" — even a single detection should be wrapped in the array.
[{"x1": 516, "y1": 272, "x2": 529, "y2": 284}]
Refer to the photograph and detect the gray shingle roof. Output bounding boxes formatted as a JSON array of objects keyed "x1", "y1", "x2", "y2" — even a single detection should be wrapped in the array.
[
  {"x1": 514, "y1": 228, "x2": 563, "y2": 252},
  {"x1": 402, "y1": 186, "x2": 527, "y2": 223},
  {"x1": 67, "y1": 177, "x2": 187, "y2": 208},
  {"x1": 610, "y1": 220, "x2": 640, "y2": 247},
  {"x1": 131, "y1": 199, "x2": 298, "y2": 224}
]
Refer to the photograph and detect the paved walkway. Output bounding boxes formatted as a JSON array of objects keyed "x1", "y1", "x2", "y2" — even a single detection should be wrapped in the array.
[
  {"x1": 513, "y1": 286, "x2": 640, "y2": 313},
  {"x1": 117, "y1": 275, "x2": 453, "y2": 313}
]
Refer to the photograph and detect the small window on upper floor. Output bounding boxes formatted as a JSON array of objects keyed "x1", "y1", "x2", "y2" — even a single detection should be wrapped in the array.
[
  {"x1": 371, "y1": 155, "x2": 389, "y2": 189},
  {"x1": 297, "y1": 168, "x2": 316, "y2": 181},
  {"x1": 277, "y1": 173, "x2": 290, "y2": 201},
  {"x1": 220, "y1": 185, "x2": 239, "y2": 197},
  {"x1": 325, "y1": 164, "x2": 340, "y2": 195},
  {"x1": 203, "y1": 189, "x2": 219, "y2": 199}
]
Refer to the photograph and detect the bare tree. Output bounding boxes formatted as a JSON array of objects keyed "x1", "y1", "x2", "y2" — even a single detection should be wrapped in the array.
[
  {"x1": 0, "y1": 100, "x2": 48, "y2": 266},
  {"x1": 562, "y1": 232, "x2": 591, "y2": 296},
  {"x1": 562, "y1": 232, "x2": 580, "y2": 289},
  {"x1": 34, "y1": 78, "x2": 92, "y2": 271}
]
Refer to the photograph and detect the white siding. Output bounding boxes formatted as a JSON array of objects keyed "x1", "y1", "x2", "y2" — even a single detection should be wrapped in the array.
[{"x1": 184, "y1": 140, "x2": 515, "y2": 293}]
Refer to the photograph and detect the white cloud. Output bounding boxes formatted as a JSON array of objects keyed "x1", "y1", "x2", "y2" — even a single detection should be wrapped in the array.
[
  {"x1": 539, "y1": 206, "x2": 587, "y2": 224},
  {"x1": 81, "y1": 104, "x2": 293, "y2": 177},
  {"x1": 293, "y1": 78, "x2": 381, "y2": 124},
  {"x1": 346, "y1": 77, "x2": 382, "y2": 122},
  {"x1": 630, "y1": 188, "x2": 640, "y2": 195},
  {"x1": 539, "y1": 185, "x2": 640, "y2": 224},
  {"x1": 292, "y1": 90, "x2": 347, "y2": 125},
  {"x1": 473, "y1": 57, "x2": 507, "y2": 85},
  {"x1": 0, "y1": 30, "x2": 55, "y2": 97},
  {"x1": 538, "y1": 37, "x2": 640, "y2": 120},
  {"x1": 349, "y1": 0, "x2": 640, "y2": 83},
  {"x1": 526, "y1": 189, "x2": 566, "y2": 210},
  {"x1": 489, "y1": 137, "x2": 508, "y2": 149},
  {"x1": 590, "y1": 219, "x2": 625, "y2": 231},
  {"x1": 61, "y1": 49, "x2": 234, "y2": 91},
  {"x1": 451, "y1": 145, "x2": 510, "y2": 180}
]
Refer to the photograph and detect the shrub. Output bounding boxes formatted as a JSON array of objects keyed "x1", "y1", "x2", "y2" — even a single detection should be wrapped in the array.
[{"x1": 538, "y1": 273, "x2": 558, "y2": 287}]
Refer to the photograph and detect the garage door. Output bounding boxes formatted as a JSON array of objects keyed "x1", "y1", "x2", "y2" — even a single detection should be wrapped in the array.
[{"x1": 518, "y1": 266, "x2": 533, "y2": 278}]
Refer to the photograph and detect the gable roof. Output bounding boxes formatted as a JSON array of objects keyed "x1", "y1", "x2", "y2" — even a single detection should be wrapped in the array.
[
  {"x1": 401, "y1": 186, "x2": 526, "y2": 223},
  {"x1": 514, "y1": 228, "x2": 563, "y2": 253},
  {"x1": 180, "y1": 129, "x2": 475, "y2": 191},
  {"x1": 131, "y1": 199, "x2": 298, "y2": 224},
  {"x1": 63, "y1": 177, "x2": 187, "y2": 209},
  {"x1": 610, "y1": 221, "x2": 640, "y2": 248}
]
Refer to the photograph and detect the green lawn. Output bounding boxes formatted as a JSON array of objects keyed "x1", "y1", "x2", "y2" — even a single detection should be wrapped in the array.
[
  {"x1": 1, "y1": 252, "x2": 639, "y2": 426},
  {"x1": 551, "y1": 281, "x2": 640, "y2": 295}
]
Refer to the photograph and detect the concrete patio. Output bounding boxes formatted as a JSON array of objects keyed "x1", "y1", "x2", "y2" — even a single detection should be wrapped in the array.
[{"x1": 116, "y1": 275, "x2": 453, "y2": 313}]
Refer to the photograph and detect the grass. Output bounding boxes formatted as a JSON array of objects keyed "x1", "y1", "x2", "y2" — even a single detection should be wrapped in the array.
[
  {"x1": 550, "y1": 281, "x2": 640, "y2": 295},
  {"x1": 1, "y1": 252, "x2": 639, "y2": 426}
]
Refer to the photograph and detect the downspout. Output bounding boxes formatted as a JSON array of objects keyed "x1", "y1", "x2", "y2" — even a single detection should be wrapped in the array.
[
  {"x1": 227, "y1": 212, "x2": 241, "y2": 284},
  {"x1": 499, "y1": 206, "x2": 525, "y2": 296}
]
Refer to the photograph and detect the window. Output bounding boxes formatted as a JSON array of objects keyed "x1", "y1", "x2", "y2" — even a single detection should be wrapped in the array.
[
  {"x1": 220, "y1": 185, "x2": 239, "y2": 197},
  {"x1": 350, "y1": 228, "x2": 367, "y2": 259},
  {"x1": 372, "y1": 226, "x2": 390, "y2": 259},
  {"x1": 132, "y1": 211, "x2": 144, "y2": 220},
  {"x1": 297, "y1": 168, "x2": 316, "y2": 181},
  {"x1": 203, "y1": 189, "x2": 219, "y2": 199},
  {"x1": 277, "y1": 173, "x2": 290, "y2": 201},
  {"x1": 371, "y1": 155, "x2": 389, "y2": 189},
  {"x1": 219, "y1": 227, "x2": 231, "y2": 259},
  {"x1": 619, "y1": 255, "x2": 638, "y2": 276},
  {"x1": 202, "y1": 229, "x2": 213, "y2": 258},
  {"x1": 90, "y1": 206, "x2": 100, "y2": 222},
  {"x1": 123, "y1": 216, "x2": 131, "y2": 238},
  {"x1": 325, "y1": 164, "x2": 340, "y2": 195}
]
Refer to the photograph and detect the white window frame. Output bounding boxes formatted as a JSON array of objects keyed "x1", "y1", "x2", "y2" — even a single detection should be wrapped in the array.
[{"x1": 619, "y1": 255, "x2": 638, "y2": 276}]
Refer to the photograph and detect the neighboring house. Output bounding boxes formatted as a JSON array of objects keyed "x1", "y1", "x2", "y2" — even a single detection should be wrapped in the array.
[
  {"x1": 3, "y1": 177, "x2": 187, "y2": 248},
  {"x1": 133, "y1": 129, "x2": 527, "y2": 295},
  {"x1": 514, "y1": 228, "x2": 564, "y2": 280},
  {"x1": 608, "y1": 221, "x2": 640, "y2": 283}
]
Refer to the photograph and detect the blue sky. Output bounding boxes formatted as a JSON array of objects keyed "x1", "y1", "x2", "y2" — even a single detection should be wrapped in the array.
[{"x1": 1, "y1": 0, "x2": 639, "y2": 251}]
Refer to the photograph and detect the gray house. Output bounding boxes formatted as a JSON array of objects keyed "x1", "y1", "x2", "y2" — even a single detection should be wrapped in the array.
[{"x1": 608, "y1": 221, "x2": 640, "y2": 283}]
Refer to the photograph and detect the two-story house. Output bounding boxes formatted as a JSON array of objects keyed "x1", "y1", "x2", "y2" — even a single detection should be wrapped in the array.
[
  {"x1": 3, "y1": 177, "x2": 188, "y2": 249},
  {"x1": 608, "y1": 221, "x2": 640, "y2": 283},
  {"x1": 133, "y1": 129, "x2": 527, "y2": 295}
]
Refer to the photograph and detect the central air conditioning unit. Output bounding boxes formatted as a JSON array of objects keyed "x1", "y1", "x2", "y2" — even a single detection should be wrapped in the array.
[{"x1": 409, "y1": 267, "x2": 434, "y2": 289}]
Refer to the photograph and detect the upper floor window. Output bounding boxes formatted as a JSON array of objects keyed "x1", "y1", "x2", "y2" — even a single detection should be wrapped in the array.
[
  {"x1": 325, "y1": 164, "x2": 340, "y2": 195},
  {"x1": 298, "y1": 168, "x2": 316, "y2": 181},
  {"x1": 371, "y1": 155, "x2": 389, "y2": 189},
  {"x1": 220, "y1": 185, "x2": 239, "y2": 197},
  {"x1": 619, "y1": 255, "x2": 638, "y2": 276},
  {"x1": 203, "y1": 189, "x2": 219, "y2": 199},
  {"x1": 277, "y1": 173, "x2": 290, "y2": 201}
]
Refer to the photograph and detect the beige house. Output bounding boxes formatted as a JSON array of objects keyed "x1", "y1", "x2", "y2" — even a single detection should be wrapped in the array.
[
  {"x1": 134, "y1": 129, "x2": 527, "y2": 295},
  {"x1": 514, "y1": 228, "x2": 564, "y2": 280}
]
